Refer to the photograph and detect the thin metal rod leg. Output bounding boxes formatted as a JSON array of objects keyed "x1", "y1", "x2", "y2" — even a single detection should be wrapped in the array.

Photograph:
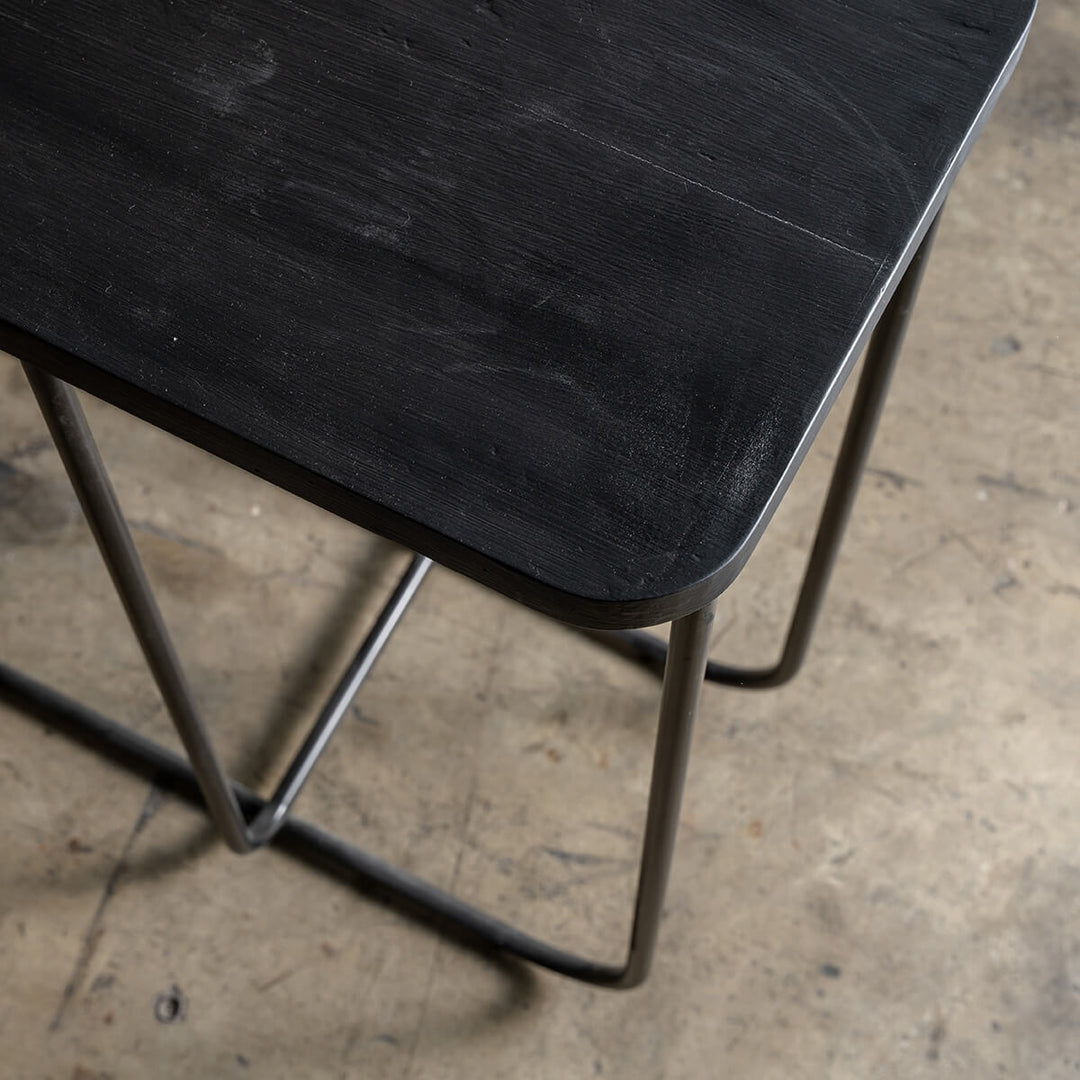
[
  {"x1": 20, "y1": 363, "x2": 430, "y2": 852},
  {"x1": 616, "y1": 600, "x2": 715, "y2": 988},
  {"x1": 594, "y1": 211, "x2": 944, "y2": 689},
  {"x1": 759, "y1": 210, "x2": 944, "y2": 685},
  {"x1": 0, "y1": 598, "x2": 716, "y2": 988},
  {"x1": 247, "y1": 553, "x2": 431, "y2": 845},
  {"x1": 16, "y1": 367, "x2": 715, "y2": 985},
  {"x1": 21, "y1": 363, "x2": 254, "y2": 852}
]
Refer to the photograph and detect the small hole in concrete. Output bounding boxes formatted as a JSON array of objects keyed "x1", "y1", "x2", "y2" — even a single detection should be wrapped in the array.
[{"x1": 153, "y1": 985, "x2": 187, "y2": 1024}]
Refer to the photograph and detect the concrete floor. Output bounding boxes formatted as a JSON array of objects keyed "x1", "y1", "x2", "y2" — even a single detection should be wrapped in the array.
[{"x1": 2, "y1": 5, "x2": 1078, "y2": 1077}]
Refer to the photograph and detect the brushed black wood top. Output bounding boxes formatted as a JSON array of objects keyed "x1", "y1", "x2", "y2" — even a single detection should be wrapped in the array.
[{"x1": 0, "y1": 1, "x2": 1034, "y2": 627}]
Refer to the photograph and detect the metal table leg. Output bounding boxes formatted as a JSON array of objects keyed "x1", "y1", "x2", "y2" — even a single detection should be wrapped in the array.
[
  {"x1": 22, "y1": 361, "x2": 429, "y2": 852},
  {"x1": 1, "y1": 601, "x2": 712, "y2": 988},
  {"x1": 591, "y1": 211, "x2": 943, "y2": 689},
  {"x1": 5, "y1": 365, "x2": 716, "y2": 985}
]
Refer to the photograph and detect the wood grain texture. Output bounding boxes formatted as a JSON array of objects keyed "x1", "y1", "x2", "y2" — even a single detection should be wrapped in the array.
[{"x1": 0, "y1": 0, "x2": 1034, "y2": 627}]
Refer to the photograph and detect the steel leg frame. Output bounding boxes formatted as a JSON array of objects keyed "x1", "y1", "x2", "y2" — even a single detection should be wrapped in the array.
[
  {"x1": 592, "y1": 211, "x2": 943, "y2": 689},
  {"x1": 4, "y1": 214, "x2": 936, "y2": 986},
  {"x1": 3, "y1": 365, "x2": 716, "y2": 986},
  {"x1": 22, "y1": 360, "x2": 432, "y2": 853}
]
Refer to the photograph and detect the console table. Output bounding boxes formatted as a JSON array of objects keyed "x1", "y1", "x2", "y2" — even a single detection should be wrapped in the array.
[{"x1": 0, "y1": 0, "x2": 1035, "y2": 987}]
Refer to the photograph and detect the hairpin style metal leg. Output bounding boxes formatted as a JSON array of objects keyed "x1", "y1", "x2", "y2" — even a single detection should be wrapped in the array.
[
  {"x1": 593, "y1": 210, "x2": 944, "y2": 689},
  {"x1": 19, "y1": 362, "x2": 430, "y2": 852},
  {"x1": 1, "y1": 604, "x2": 715, "y2": 988},
  {"x1": 7, "y1": 362, "x2": 716, "y2": 987}
]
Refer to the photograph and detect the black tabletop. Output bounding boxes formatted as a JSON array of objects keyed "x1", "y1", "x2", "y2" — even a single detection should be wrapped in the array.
[{"x1": 0, "y1": 1, "x2": 1034, "y2": 627}]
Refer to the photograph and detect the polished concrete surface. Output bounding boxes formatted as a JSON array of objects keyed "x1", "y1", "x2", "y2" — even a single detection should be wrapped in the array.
[{"x1": 2, "y1": 4, "x2": 1079, "y2": 1077}]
